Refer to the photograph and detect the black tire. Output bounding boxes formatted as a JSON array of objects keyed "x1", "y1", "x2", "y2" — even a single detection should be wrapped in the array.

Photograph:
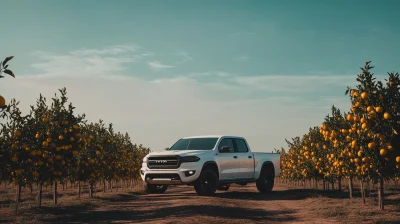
[
  {"x1": 144, "y1": 183, "x2": 168, "y2": 194},
  {"x1": 256, "y1": 168, "x2": 274, "y2": 193},
  {"x1": 217, "y1": 184, "x2": 230, "y2": 191},
  {"x1": 194, "y1": 168, "x2": 219, "y2": 196}
]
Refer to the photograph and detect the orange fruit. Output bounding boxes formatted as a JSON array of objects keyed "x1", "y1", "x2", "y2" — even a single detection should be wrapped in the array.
[
  {"x1": 361, "y1": 92, "x2": 368, "y2": 99},
  {"x1": 0, "y1": 95, "x2": 5, "y2": 108},
  {"x1": 368, "y1": 142, "x2": 375, "y2": 149},
  {"x1": 384, "y1": 112, "x2": 390, "y2": 119},
  {"x1": 14, "y1": 130, "x2": 21, "y2": 137}
]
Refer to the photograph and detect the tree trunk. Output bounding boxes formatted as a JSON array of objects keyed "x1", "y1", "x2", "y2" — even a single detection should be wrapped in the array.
[
  {"x1": 323, "y1": 180, "x2": 326, "y2": 190},
  {"x1": 338, "y1": 179, "x2": 342, "y2": 191},
  {"x1": 331, "y1": 181, "x2": 334, "y2": 190},
  {"x1": 378, "y1": 175, "x2": 384, "y2": 210},
  {"x1": 78, "y1": 181, "x2": 81, "y2": 199},
  {"x1": 103, "y1": 181, "x2": 106, "y2": 192},
  {"x1": 360, "y1": 179, "x2": 366, "y2": 205},
  {"x1": 53, "y1": 181, "x2": 58, "y2": 205},
  {"x1": 15, "y1": 184, "x2": 21, "y2": 214},
  {"x1": 37, "y1": 183, "x2": 42, "y2": 208},
  {"x1": 349, "y1": 178, "x2": 353, "y2": 199},
  {"x1": 89, "y1": 182, "x2": 94, "y2": 198},
  {"x1": 30, "y1": 184, "x2": 33, "y2": 193}
]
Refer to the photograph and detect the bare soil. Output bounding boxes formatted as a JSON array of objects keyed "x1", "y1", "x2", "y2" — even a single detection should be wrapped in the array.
[{"x1": 0, "y1": 181, "x2": 399, "y2": 224}]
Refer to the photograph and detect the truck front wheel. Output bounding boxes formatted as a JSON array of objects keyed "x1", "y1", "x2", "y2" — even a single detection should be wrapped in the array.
[
  {"x1": 144, "y1": 183, "x2": 168, "y2": 194},
  {"x1": 194, "y1": 168, "x2": 218, "y2": 196},
  {"x1": 256, "y1": 168, "x2": 274, "y2": 193}
]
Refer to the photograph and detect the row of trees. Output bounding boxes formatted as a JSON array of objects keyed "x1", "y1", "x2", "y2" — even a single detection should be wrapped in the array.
[
  {"x1": 278, "y1": 61, "x2": 400, "y2": 210},
  {"x1": 0, "y1": 57, "x2": 150, "y2": 212}
]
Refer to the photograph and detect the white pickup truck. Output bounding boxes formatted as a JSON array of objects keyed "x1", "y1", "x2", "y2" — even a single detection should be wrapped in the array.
[{"x1": 140, "y1": 135, "x2": 281, "y2": 196}]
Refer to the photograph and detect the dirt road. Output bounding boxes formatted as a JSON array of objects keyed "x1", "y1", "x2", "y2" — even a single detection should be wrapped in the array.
[
  {"x1": 37, "y1": 184, "x2": 320, "y2": 224},
  {"x1": 2, "y1": 183, "x2": 399, "y2": 224},
  {"x1": 29, "y1": 183, "x2": 398, "y2": 224}
]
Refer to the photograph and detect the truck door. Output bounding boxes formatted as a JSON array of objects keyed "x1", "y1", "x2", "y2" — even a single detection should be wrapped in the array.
[
  {"x1": 233, "y1": 138, "x2": 254, "y2": 179},
  {"x1": 215, "y1": 138, "x2": 241, "y2": 180}
]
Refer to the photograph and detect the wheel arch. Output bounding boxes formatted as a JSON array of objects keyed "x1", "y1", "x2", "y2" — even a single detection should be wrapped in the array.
[
  {"x1": 201, "y1": 161, "x2": 219, "y2": 179},
  {"x1": 260, "y1": 161, "x2": 275, "y2": 177}
]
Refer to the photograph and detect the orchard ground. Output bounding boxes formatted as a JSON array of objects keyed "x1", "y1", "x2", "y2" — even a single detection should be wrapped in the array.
[{"x1": 0, "y1": 179, "x2": 399, "y2": 224}]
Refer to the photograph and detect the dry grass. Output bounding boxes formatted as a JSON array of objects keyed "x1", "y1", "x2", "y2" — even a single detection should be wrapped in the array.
[{"x1": 276, "y1": 179, "x2": 400, "y2": 223}]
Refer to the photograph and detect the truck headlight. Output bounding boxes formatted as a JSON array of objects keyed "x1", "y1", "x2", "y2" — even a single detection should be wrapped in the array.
[{"x1": 180, "y1": 156, "x2": 200, "y2": 163}]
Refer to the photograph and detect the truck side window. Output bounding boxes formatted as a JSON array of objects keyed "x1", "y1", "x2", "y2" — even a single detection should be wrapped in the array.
[
  {"x1": 218, "y1": 138, "x2": 234, "y2": 153},
  {"x1": 234, "y1": 138, "x2": 249, "y2": 152}
]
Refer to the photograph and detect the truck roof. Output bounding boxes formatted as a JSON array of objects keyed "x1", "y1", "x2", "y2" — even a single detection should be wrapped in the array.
[{"x1": 182, "y1": 135, "x2": 244, "y2": 139}]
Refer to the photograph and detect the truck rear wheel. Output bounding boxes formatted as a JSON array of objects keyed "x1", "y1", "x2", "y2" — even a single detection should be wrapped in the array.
[
  {"x1": 256, "y1": 168, "x2": 274, "y2": 193},
  {"x1": 194, "y1": 168, "x2": 218, "y2": 196},
  {"x1": 144, "y1": 183, "x2": 168, "y2": 194}
]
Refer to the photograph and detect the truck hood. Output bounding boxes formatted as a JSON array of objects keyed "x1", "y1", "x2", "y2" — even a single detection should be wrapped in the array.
[{"x1": 146, "y1": 150, "x2": 210, "y2": 157}]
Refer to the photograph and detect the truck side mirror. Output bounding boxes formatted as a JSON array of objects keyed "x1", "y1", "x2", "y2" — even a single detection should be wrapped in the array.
[{"x1": 219, "y1": 146, "x2": 231, "y2": 153}]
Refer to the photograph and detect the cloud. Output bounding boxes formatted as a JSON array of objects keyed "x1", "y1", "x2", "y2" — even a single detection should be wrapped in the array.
[
  {"x1": 174, "y1": 51, "x2": 193, "y2": 64},
  {"x1": 30, "y1": 44, "x2": 150, "y2": 78},
  {"x1": 1, "y1": 46, "x2": 359, "y2": 153},
  {"x1": 233, "y1": 74, "x2": 358, "y2": 92},
  {"x1": 147, "y1": 61, "x2": 175, "y2": 71},
  {"x1": 70, "y1": 45, "x2": 141, "y2": 56}
]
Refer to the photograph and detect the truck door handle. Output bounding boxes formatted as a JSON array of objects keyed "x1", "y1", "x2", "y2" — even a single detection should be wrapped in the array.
[
  {"x1": 233, "y1": 156, "x2": 238, "y2": 159},
  {"x1": 248, "y1": 156, "x2": 252, "y2": 158}
]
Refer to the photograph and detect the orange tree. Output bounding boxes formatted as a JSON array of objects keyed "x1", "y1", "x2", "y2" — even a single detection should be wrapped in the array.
[
  {"x1": 0, "y1": 99, "x2": 33, "y2": 212},
  {"x1": 29, "y1": 88, "x2": 85, "y2": 205},
  {"x1": 0, "y1": 56, "x2": 16, "y2": 181},
  {"x1": 279, "y1": 61, "x2": 400, "y2": 210},
  {"x1": 345, "y1": 62, "x2": 400, "y2": 209},
  {"x1": 132, "y1": 144, "x2": 150, "y2": 180},
  {"x1": 282, "y1": 137, "x2": 304, "y2": 182},
  {"x1": 0, "y1": 56, "x2": 15, "y2": 80},
  {"x1": 321, "y1": 106, "x2": 353, "y2": 191},
  {"x1": 77, "y1": 120, "x2": 106, "y2": 197},
  {"x1": 297, "y1": 131, "x2": 318, "y2": 185},
  {"x1": 308, "y1": 126, "x2": 326, "y2": 187}
]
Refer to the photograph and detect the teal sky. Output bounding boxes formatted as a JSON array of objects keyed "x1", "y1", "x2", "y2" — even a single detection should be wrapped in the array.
[
  {"x1": 3, "y1": 0, "x2": 400, "y2": 75},
  {"x1": 1, "y1": 0, "x2": 400, "y2": 151}
]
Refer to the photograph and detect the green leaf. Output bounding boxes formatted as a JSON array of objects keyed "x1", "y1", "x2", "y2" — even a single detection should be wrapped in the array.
[
  {"x1": 3, "y1": 69, "x2": 15, "y2": 78},
  {"x1": 2, "y1": 56, "x2": 14, "y2": 67}
]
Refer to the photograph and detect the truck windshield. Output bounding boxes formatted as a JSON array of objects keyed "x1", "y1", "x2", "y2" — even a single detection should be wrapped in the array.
[{"x1": 169, "y1": 138, "x2": 219, "y2": 151}]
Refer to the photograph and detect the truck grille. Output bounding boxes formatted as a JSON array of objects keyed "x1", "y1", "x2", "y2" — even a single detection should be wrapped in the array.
[
  {"x1": 145, "y1": 173, "x2": 181, "y2": 180},
  {"x1": 147, "y1": 156, "x2": 180, "y2": 169}
]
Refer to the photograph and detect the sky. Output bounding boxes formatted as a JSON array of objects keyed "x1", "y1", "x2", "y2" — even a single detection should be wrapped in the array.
[{"x1": 1, "y1": 0, "x2": 400, "y2": 152}]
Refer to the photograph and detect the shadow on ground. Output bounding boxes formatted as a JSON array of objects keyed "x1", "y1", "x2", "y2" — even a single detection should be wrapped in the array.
[
  {"x1": 144, "y1": 188, "x2": 355, "y2": 202},
  {"x1": 40, "y1": 205, "x2": 297, "y2": 223}
]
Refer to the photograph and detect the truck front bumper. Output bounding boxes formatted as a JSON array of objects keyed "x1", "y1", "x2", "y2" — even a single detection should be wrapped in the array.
[{"x1": 140, "y1": 162, "x2": 202, "y2": 185}]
